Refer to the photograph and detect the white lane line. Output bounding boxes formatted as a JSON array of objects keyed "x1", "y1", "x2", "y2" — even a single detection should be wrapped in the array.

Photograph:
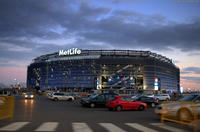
[
  {"x1": 126, "y1": 123, "x2": 158, "y2": 132},
  {"x1": 34, "y1": 122, "x2": 58, "y2": 131},
  {"x1": 150, "y1": 123, "x2": 187, "y2": 132},
  {"x1": 0, "y1": 122, "x2": 30, "y2": 131},
  {"x1": 99, "y1": 123, "x2": 126, "y2": 132},
  {"x1": 72, "y1": 123, "x2": 93, "y2": 132}
]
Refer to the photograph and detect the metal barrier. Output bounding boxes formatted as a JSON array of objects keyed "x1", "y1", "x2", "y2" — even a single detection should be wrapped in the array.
[
  {"x1": 161, "y1": 101, "x2": 200, "y2": 132},
  {"x1": 0, "y1": 96, "x2": 15, "y2": 121}
]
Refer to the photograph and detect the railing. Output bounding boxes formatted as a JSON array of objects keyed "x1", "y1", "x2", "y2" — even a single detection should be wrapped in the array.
[
  {"x1": 0, "y1": 96, "x2": 15, "y2": 121},
  {"x1": 160, "y1": 101, "x2": 200, "y2": 132}
]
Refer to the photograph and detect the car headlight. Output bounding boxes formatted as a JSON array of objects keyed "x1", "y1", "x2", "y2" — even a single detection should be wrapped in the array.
[
  {"x1": 31, "y1": 95, "x2": 34, "y2": 98},
  {"x1": 25, "y1": 95, "x2": 28, "y2": 98}
]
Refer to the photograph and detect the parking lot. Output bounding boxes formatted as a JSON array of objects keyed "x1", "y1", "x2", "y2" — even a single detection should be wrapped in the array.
[{"x1": 0, "y1": 95, "x2": 194, "y2": 132}]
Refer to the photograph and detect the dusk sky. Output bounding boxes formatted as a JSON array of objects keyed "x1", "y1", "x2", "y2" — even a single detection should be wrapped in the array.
[{"x1": 0, "y1": 0, "x2": 200, "y2": 91}]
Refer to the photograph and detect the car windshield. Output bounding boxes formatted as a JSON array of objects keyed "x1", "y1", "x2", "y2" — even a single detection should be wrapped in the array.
[
  {"x1": 127, "y1": 97, "x2": 135, "y2": 101},
  {"x1": 89, "y1": 94, "x2": 99, "y2": 99},
  {"x1": 26, "y1": 92, "x2": 33, "y2": 95},
  {"x1": 132, "y1": 94, "x2": 141, "y2": 97},
  {"x1": 135, "y1": 95, "x2": 144, "y2": 100},
  {"x1": 146, "y1": 94, "x2": 153, "y2": 96},
  {"x1": 178, "y1": 95, "x2": 199, "y2": 101},
  {"x1": 110, "y1": 96, "x2": 117, "y2": 101}
]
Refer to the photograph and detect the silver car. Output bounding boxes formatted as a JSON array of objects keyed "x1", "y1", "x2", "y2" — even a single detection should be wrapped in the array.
[
  {"x1": 49, "y1": 92, "x2": 75, "y2": 101},
  {"x1": 154, "y1": 94, "x2": 170, "y2": 101}
]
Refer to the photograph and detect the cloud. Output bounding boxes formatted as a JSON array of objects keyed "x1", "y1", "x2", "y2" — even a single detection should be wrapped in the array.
[
  {"x1": 188, "y1": 52, "x2": 200, "y2": 56},
  {"x1": 0, "y1": 63, "x2": 19, "y2": 67},
  {"x1": 181, "y1": 67, "x2": 200, "y2": 74},
  {"x1": 104, "y1": 0, "x2": 137, "y2": 4},
  {"x1": 0, "y1": 0, "x2": 200, "y2": 63},
  {"x1": 78, "y1": 10, "x2": 200, "y2": 51},
  {"x1": 181, "y1": 76, "x2": 200, "y2": 83},
  {"x1": 181, "y1": 71, "x2": 192, "y2": 74}
]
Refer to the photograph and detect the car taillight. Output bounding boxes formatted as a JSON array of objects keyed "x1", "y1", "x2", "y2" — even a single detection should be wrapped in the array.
[{"x1": 155, "y1": 99, "x2": 159, "y2": 103}]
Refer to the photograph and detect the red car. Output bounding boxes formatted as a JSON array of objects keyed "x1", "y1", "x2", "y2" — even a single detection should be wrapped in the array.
[{"x1": 106, "y1": 96, "x2": 147, "y2": 111}]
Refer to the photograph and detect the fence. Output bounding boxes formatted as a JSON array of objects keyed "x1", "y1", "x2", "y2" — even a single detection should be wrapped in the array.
[
  {"x1": 0, "y1": 96, "x2": 15, "y2": 121},
  {"x1": 160, "y1": 101, "x2": 200, "y2": 132}
]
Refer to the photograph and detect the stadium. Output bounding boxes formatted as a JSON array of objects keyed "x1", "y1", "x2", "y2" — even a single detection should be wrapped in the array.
[{"x1": 27, "y1": 48, "x2": 180, "y2": 93}]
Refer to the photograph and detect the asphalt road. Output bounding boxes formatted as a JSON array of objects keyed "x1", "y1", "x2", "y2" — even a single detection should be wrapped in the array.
[{"x1": 0, "y1": 96, "x2": 194, "y2": 132}]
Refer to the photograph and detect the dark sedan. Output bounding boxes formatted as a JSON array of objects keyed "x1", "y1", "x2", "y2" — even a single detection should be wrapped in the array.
[
  {"x1": 81, "y1": 93, "x2": 118, "y2": 108},
  {"x1": 134, "y1": 95, "x2": 159, "y2": 108}
]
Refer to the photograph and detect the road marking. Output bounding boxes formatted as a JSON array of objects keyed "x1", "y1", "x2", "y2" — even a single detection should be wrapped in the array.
[
  {"x1": 150, "y1": 123, "x2": 187, "y2": 132},
  {"x1": 99, "y1": 123, "x2": 126, "y2": 132},
  {"x1": 0, "y1": 122, "x2": 29, "y2": 131},
  {"x1": 72, "y1": 123, "x2": 93, "y2": 132},
  {"x1": 34, "y1": 122, "x2": 58, "y2": 131},
  {"x1": 126, "y1": 123, "x2": 158, "y2": 132}
]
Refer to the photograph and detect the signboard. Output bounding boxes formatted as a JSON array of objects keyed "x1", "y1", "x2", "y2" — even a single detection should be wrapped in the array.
[
  {"x1": 154, "y1": 78, "x2": 159, "y2": 90},
  {"x1": 59, "y1": 48, "x2": 81, "y2": 56}
]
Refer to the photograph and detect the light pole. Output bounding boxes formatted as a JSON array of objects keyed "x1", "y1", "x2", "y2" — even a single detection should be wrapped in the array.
[
  {"x1": 14, "y1": 78, "x2": 17, "y2": 87},
  {"x1": 13, "y1": 78, "x2": 17, "y2": 94}
]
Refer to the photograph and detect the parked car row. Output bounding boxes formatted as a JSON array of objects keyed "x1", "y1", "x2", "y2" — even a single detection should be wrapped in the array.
[
  {"x1": 79, "y1": 93, "x2": 172, "y2": 111},
  {"x1": 80, "y1": 93, "x2": 151, "y2": 111}
]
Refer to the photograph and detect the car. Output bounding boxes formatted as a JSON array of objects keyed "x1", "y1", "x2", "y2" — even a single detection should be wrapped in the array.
[
  {"x1": 144, "y1": 94, "x2": 154, "y2": 98},
  {"x1": 67, "y1": 93, "x2": 80, "y2": 99},
  {"x1": 155, "y1": 94, "x2": 200, "y2": 122},
  {"x1": 49, "y1": 92, "x2": 75, "y2": 101},
  {"x1": 81, "y1": 93, "x2": 118, "y2": 108},
  {"x1": 131, "y1": 94, "x2": 142, "y2": 99},
  {"x1": 106, "y1": 96, "x2": 147, "y2": 111},
  {"x1": 88, "y1": 93, "x2": 98, "y2": 98},
  {"x1": 154, "y1": 94, "x2": 170, "y2": 101},
  {"x1": 24, "y1": 92, "x2": 34, "y2": 99},
  {"x1": 134, "y1": 95, "x2": 159, "y2": 108},
  {"x1": 47, "y1": 92, "x2": 55, "y2": 98}
]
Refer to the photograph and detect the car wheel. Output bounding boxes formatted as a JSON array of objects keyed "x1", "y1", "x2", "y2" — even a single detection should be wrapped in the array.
[
  {"x1": 54, "y1": 98, "x2": 58, "y2": 101},
  {"x1": 90, "y1": 103, "x2": 95, "y2": 108},
  {"x1": 178, "y1": 109, "x2": 192, "y2": 122},
  {"x1": 116, "y1": 106, "x2": 122, "y2": 112},
  {"x1": 138, "y1": 105, "x2": 145, "y2": 111},
  {"x1": 166, "y1": 98, "x2": 170, "y2": 101},
  {"x1": 151, "y1": 103, "x2": 156, "y2": 108},
  {"x1": 68, "y1": 98, "x2": 72, "y2": 101}
]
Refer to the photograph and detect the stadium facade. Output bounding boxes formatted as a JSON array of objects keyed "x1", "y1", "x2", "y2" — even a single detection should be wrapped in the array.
[{"x1": 27, "y1": 48, "x2": 180, "y2": 93}]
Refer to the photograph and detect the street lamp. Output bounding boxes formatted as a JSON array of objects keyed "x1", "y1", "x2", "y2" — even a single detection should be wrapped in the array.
[{"x1": 14, "y1": 78, "x2": 17, "y2": 87}]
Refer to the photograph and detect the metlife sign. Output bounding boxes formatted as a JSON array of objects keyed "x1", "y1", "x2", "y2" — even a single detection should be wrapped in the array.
[{"x1": 59, "y1": 48, "x2": 81, "y2": 56}]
